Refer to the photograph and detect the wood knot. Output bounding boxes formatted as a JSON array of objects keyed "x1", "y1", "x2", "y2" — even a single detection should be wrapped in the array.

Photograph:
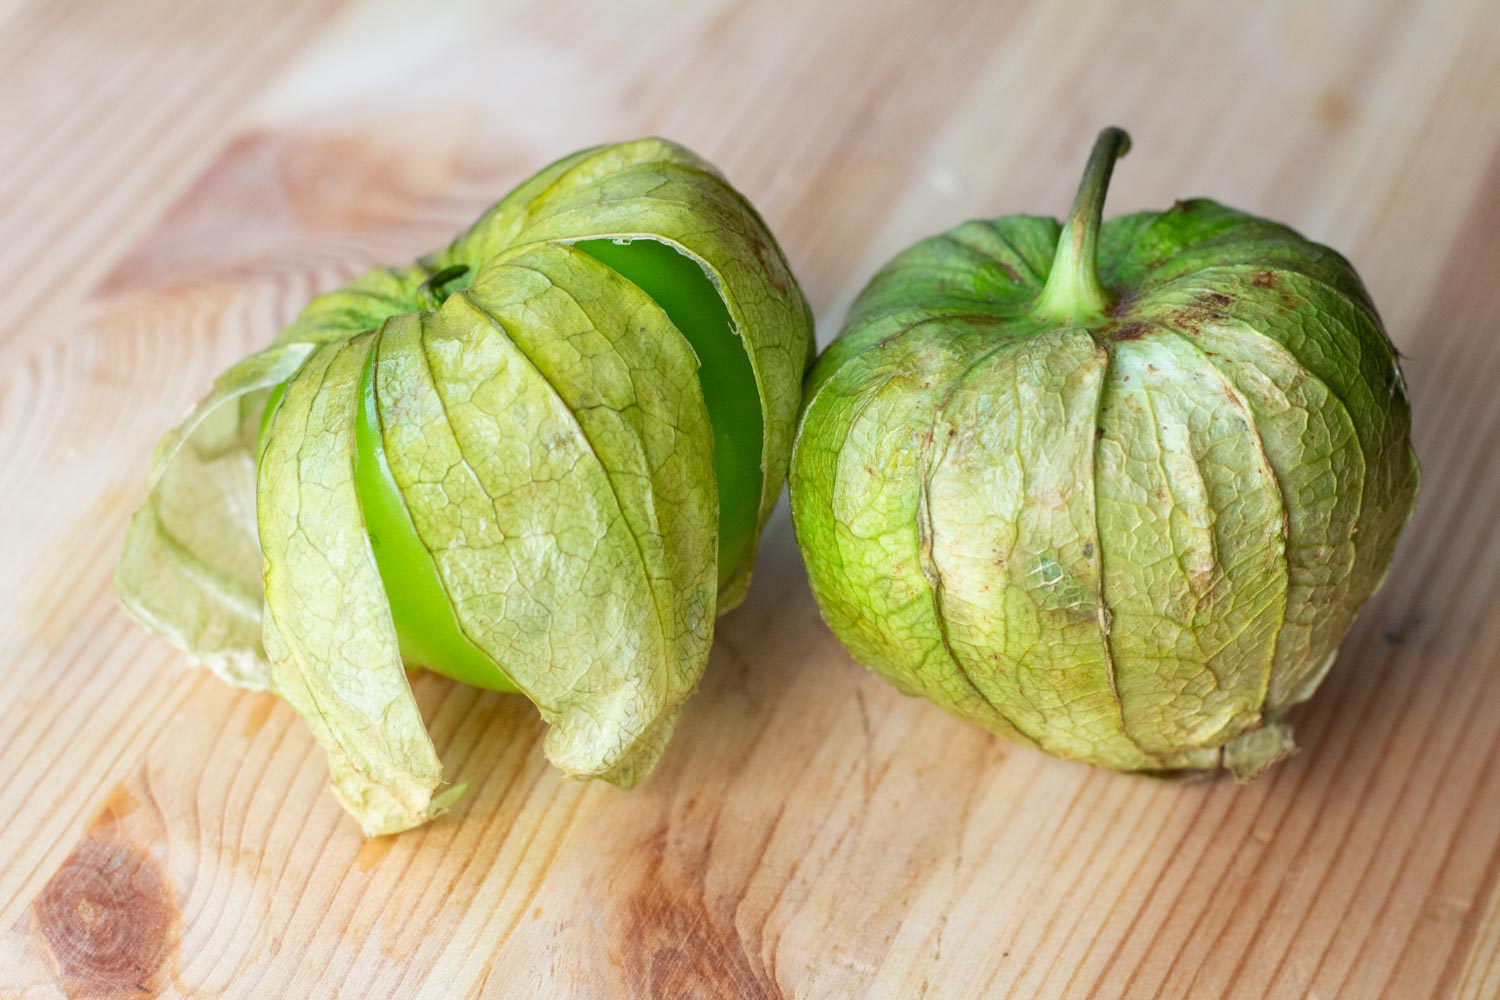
[{"x1": 33, "y1": 834, "x2": 178, "y2": 997}]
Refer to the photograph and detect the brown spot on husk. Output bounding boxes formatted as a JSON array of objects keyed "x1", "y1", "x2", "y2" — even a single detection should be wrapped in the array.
[
  {"x1": 1171, "y1": 289, "x2": 1235, "y2": 333},
  {"x1": 1106, "y1": 289, "x2": 1138, "y2": 316},
  {"x1": 752, "y1": 237, "x2": 790, "y2": 296},
  {"x1": 1110, "y1": 322, "x2": 1151, "y2": 342}
]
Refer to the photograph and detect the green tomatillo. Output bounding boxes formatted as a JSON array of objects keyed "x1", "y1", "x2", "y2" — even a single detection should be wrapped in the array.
[
  {"x1": 118, "y1": 138, "x2": 814, "y2": 834},
  {"x1": 790, "y1": 128, "x2": 1418, "y2": 778}
]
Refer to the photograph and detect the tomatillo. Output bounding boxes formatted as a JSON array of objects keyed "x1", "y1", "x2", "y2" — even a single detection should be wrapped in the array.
[
  {"x1": 119, "y1": 138, "x2": 814, "y2": 834},
  {"x1": 790, "y1": 128, "x2": 1418, "y2": 778}
]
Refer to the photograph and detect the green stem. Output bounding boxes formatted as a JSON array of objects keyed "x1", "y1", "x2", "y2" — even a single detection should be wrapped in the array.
[{"x1": 1032, "y1": 126, "x2": 1131, "y2": 322}]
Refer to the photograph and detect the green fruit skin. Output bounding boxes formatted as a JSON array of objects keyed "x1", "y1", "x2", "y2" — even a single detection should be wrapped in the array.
[{"x1": 790, "y1": 199, "x2": 1419, "y2": 777}]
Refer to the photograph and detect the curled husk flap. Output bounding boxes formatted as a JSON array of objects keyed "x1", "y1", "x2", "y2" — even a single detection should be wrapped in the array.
[
  {"x1": 118, "y1": 139, "x2": 814, "y2": 834},
  {"x1": 790, "y1": 130, "x2": 1418, "y2": 779}
]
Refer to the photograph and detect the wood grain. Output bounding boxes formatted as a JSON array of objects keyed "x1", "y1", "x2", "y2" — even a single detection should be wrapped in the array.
[{"x1": 1, "y1": 0, "x2": 1497, "y2": 996}]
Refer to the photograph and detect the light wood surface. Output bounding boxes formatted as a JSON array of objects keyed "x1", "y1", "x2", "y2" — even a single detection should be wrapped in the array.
[{"x1": 2, "y1": 1, "x2": 1498, "y2": 996}]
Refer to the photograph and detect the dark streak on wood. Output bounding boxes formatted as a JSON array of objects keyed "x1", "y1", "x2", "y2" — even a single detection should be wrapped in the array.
[{"x1": 621, "y1": 823, "x2": 779, "y2": 1000}]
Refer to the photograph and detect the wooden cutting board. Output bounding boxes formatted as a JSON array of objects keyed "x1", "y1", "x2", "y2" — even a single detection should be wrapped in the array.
[{"x1": 2, "y1": 0, "x2": 1498, "y2": 996}]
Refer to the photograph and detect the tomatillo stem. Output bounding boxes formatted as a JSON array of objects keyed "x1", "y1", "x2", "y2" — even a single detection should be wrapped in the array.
[{"x1": 1032, "y1": 126, "x2": 1131, "y2": 322}]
